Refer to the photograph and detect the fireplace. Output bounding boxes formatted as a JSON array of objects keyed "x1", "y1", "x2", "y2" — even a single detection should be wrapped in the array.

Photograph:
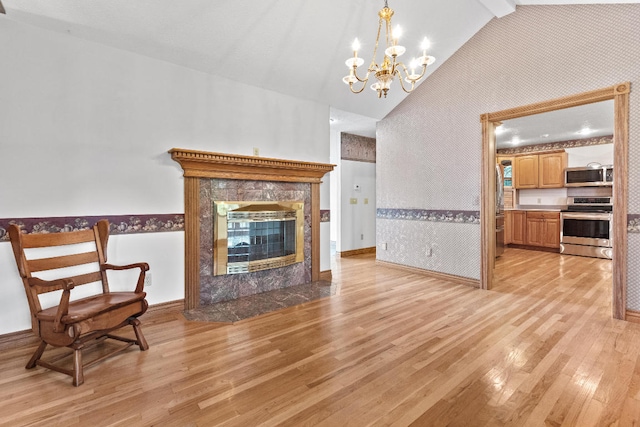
[
  {"x1": 169, "y1": 148, "x2": 334, "y2": 309},
  {"x1": 214, "y1": 201, "x2": 304, "y2": 275}
]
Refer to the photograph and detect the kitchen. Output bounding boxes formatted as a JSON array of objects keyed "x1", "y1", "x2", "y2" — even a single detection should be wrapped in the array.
[{"x1": 495, "y1": 99, "x2": 614, "y2": 261}]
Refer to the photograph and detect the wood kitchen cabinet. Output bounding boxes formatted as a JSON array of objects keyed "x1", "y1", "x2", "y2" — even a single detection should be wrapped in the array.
[
  {"x1": 510, "y1": 210, "x2": 527, "y2": 245},
  {"x1": 513, "y1": 151, "x2": 566, "y2": 189},
  {"x1": 504, "y1": 211, "x2": 512, "y2": 245},
  {"x1": 525, "y1": 211, "x2": 560, "y2": 248},
  {"x1": 514, "y1": 155, "x2": 538, "y2": 189},
  {"x1": 538, "y1": 152, "x2": 567, "y2": 188}
]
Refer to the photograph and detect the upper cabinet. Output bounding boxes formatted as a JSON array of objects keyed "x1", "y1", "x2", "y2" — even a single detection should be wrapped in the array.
[
  {"x1": 514, "y1": 151, "x2": 567, "y2": 189},
  {"x1": 514, "y1": 155, "x2": 538, "y2": 189},
  {"x1": 538, "y1": 152, "x2": 567, "y2": 188}
]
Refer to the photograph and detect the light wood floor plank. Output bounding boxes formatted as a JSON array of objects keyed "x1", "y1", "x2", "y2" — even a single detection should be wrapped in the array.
[{"x1": 3, "y1": 248, "x2": 640, "y2": 426}]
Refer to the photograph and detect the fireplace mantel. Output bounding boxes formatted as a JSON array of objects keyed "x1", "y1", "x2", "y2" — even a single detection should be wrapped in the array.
[
  {"x1": 169, "y1": 148, "x2": 334, "y2": 309},
  {"x1": 169, "y1": 148, "x2": 334, "y2": 183}
]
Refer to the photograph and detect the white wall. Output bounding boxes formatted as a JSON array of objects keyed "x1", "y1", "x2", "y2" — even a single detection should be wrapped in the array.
[
  {"x1": 0, "y1": 18, "x2": 330, "y2": 334},
  {"x1": 566, "y1": 144, "x2": 614, "y2": 168},
  {"x1": 340, "y1": 160, "x2": 376, "y2": 252}
]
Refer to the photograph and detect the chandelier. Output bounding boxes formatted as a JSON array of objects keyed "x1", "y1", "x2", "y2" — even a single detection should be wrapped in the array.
[{"x1": 342, "y1": 0, "x2": 435, "y2": 98}]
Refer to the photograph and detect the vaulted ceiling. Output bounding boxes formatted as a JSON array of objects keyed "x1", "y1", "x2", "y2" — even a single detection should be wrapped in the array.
[{"x1": 2, "y1": 0, "x2": 637, "y2": 136}]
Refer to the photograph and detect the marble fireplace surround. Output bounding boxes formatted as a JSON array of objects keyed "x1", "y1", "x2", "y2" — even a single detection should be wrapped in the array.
[{"x1": 170, "y1": 148, "x2": 334, "y2": 310}]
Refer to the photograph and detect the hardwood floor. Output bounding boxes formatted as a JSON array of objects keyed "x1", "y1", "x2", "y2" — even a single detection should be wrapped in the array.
[{"x1": 1, "y1": 248, "x2": 638, "y2": 426}]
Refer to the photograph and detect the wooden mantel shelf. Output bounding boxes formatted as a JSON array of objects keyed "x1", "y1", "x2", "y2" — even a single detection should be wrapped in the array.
[{"x1": 169, "y1": 148, "x2": 335, "y2": 183}]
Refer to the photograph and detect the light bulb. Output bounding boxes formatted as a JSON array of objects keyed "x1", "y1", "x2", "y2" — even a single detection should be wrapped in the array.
[
  {"x1": 420, "y1": 37, "x2": 430, "y2": 51},
  {"x1": 352, "y1": 38, "x2": 361, "y2": 52},
  {"x1": 392, "y1": 25, "x2": 403, "y2": 43}
]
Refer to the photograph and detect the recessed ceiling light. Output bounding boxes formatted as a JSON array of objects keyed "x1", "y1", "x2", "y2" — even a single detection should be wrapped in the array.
[
  {"x1": 495, "y1": 126, "x2": 506, "y2": 135},
  {"x1": 577, "y1": 127, "x2": 593, "y2": 135},
  {"x1": 540, "y1": 133, "x2": 550, "y2": 138},
  {"x1": 511, "y1": 136, "x2": 520, "y2": 145}
]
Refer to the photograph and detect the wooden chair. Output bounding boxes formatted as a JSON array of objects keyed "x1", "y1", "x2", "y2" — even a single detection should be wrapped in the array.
[{"x1": 8, "y1": 219, "x2": 149, "y2": 386}]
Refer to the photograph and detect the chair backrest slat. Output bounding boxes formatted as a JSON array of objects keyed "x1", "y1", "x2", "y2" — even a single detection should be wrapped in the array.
[
  {"x1": 21, "y1": 229, "x2": 96, "y2": 248},
  {"x1": 27, "y1": 251, "x2": 100, "y2": 273}
]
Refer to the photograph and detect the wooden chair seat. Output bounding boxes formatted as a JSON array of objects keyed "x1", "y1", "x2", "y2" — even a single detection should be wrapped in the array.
[
  {"x1": 37, "y1": 292, "x2": 147, "y2": 323},
  {"x1": 8, "y1": 219, "x2": 150, "y2": 386}
]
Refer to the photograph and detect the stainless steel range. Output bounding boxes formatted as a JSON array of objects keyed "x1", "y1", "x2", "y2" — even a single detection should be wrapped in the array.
[{"x1": 560, "y1": 197, "x2": 612, "y2": 259}]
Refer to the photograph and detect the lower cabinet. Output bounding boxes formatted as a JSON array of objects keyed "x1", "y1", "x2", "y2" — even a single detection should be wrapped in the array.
[
  {"x1": 507, "y1": 210, "x2": 560, "y2": 249},
  {"x1": 525, "y1": 212, "x2": 560, "y2": 248},
  {"x1": 511, "y1": 211, "x2": 527, "y2": 245}
]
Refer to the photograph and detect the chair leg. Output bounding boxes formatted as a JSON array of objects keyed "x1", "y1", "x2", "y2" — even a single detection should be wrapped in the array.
[
  {"x1": 131, "y1": 318, "x2": 149, "y2": 351},
  {"x1": 72, "y1": 348, "x2": 84, "y2": 387},
  {"x1": 26, "y1": 340, "x2": 47, "y2": 369}
]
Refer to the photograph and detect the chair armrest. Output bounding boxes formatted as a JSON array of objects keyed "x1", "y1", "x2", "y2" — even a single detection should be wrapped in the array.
[
  {"x1": 27, "y1": 277, "x2": 75, "y2": 291},
  {"x1": 102, "y1": 262, "x2": 150, "y2": 293},
  {"x1": 28, "y1": 277, "x2": 75, "y2": 333}
]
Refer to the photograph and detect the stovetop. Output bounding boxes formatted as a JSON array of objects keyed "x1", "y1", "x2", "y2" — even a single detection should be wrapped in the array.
[
  {"x1": 563, "y1": 196, "x2": 613, "y2": 213},
  {"x1": 563, "y1": 205, "x2": 613, "y2": 213}
]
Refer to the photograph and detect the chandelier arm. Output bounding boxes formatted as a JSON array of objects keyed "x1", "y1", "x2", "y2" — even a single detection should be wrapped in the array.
[
  {"x1": 352, "y1": 67, "x2": 372, "y2": 84},
  {"x1": 348, "y1": 82, "x2": 368, "y2": 94},
  {"x1": 398, "y1": 61, "x2": 408, "y2": 74},
  {"x1": 395, "y1": 62, "x2": 425, "y2": 81},
  {"x1": 408, "y1": 64, "x2": 429, "y2": 81},
  {"x1": 395, "y1": 70, "x2": 416, "y2": 94}
]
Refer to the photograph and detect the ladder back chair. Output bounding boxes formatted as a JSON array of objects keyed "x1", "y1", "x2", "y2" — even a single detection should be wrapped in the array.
[{"x1": 8, "y1": 219, "x2": 150, "y2": 386}]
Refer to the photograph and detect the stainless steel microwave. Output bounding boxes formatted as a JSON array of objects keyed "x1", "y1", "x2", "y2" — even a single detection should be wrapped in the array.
[{"x1": 565, "y1": 165, "x2": 613, "y2": 187}]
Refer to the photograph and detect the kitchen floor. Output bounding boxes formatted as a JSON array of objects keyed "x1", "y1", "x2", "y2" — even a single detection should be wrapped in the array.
[{"x1": 494, "y1": 246, "x2": 611, "y2": 297}]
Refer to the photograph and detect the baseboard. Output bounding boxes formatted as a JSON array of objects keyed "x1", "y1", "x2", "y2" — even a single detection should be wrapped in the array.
[
  {"x1": 376, "y1": 260, "x2": 481, "y2": 288},
  {"x1": 147, "y1": 299, "x2": 184, "y2": 313},
  {"x1": 506, "y1": 244, "x2": 560, "y2": 253},
  {"x1": 626, "y1": 309, "x2": 640, "y2": 323},
  {"x1": 319, "y1": 270, "x2": 332, "y2": 281},
  {"x1": 0, "y1": 328, "x2": 39, "y2": 351},
  {"x1": 0, "y1": 299, "x2": 186, "y2": 351},
  {"x1": 339, "y1": 247, "x2": 376, "y2": 257}
]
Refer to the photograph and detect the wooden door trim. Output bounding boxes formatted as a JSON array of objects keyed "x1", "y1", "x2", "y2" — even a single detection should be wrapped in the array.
[{"x1": 480, "y1": 83, "x2": 630, "y2": 320}]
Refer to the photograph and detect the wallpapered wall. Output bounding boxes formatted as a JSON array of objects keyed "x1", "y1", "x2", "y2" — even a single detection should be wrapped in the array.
[
  {"x1": 341, "y1": 133, "x2": 376, "y2": 163},
  {"x1": 377, "y1": 5, "x2": 640, "y2": 308}
]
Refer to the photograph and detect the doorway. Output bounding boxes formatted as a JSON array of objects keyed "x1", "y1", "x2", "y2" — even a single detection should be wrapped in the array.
[{"x1": 480, "y1": 83, "x2": 630, "y2": 319}]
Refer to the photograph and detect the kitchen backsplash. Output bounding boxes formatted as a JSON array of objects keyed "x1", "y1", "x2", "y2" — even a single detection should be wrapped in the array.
[
  {"x1": 515, "y1": 186, "x2": 613, "y2": 208},
  {"x1": 517, "y1": 188, "x2": 568, "y2": 207}
]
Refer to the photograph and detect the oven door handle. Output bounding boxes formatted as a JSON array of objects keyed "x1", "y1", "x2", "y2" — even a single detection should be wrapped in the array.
[{"x1": 561, "y1": 212, "x2": 612, "y2": 221}]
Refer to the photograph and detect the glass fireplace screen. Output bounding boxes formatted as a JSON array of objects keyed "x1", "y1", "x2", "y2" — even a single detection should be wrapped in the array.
[{"x1": 214, "y1": 201, "x2": 304, "y2": 275}]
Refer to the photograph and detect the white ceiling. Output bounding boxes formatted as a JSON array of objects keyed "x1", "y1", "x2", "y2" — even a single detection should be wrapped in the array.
[
  {"x1": 2, "y1": 0, "x2": 637, "y2": 137},
  {"x1": 496, "y1": 99, "x2": 615, "y2": 148}
]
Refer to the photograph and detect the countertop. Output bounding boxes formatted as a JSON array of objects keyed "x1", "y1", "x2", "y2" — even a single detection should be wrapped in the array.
[{"x1": 505, "y1": 205, "x2": 565, "y2": 212}]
